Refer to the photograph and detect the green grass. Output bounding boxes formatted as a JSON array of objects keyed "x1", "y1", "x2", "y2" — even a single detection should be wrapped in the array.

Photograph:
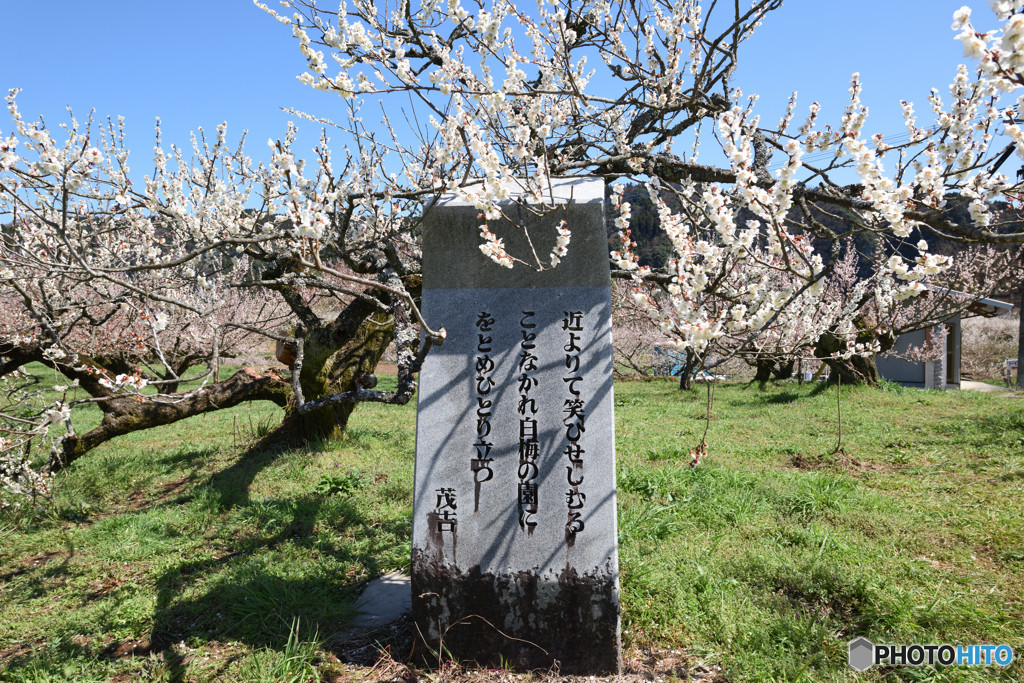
[
  {"x1": 2, "y1": 375, "x2": 1023, "y2": 681},
  {"x1": 614, "y1": 379, "x2": 1024, "y2": 681}
]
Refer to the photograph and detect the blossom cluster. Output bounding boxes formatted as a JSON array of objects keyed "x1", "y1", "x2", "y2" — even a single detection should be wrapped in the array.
[
  {"x1": 0, "y1": 374, "x2": 59, "y2": 510},
  {"x1": 3, "y1": 0, "x2": 1023, "y2": 485},
  {"x1": 257, "y1": 0, "x2": 1023, "y2": 372}
]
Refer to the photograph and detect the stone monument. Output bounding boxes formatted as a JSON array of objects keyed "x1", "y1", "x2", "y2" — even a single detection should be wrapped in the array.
[{"x1": 411, "y1": 177, "x2": 620, "y2": 674}]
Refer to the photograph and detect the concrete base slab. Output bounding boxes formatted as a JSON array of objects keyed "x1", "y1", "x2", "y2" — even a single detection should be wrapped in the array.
[
  {"x1": 348, "y1": 571, "x2": 411, "y2": 629},
  {"x1": 961, "y1": 380, "x2": 1014, "y2": 394}
]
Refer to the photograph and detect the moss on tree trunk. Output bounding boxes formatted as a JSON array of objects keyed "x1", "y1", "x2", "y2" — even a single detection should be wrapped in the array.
[
  {"x1": 275, "y1": 311, "x2": 394, "y2": 442},
  {"x1": 53, "y1": 368, "x2": 292, "y2": 470},
  {"x1": 814, "y1": 327, "x2": 894, "y2": 387}
]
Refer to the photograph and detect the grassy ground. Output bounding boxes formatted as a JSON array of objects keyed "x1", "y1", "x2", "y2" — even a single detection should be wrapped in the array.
[{"x1": 1, "y1": 372, "x2": 1022, "y2": 681}]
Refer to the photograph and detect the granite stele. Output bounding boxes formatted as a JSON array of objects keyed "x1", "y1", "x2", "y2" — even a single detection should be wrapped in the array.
[{"x1": 412, "y1": 177, "x2": 620, "y2": 674}]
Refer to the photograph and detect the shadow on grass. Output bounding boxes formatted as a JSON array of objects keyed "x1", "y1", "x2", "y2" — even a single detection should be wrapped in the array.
[
  {"x1": 763, "y1": 390, "x2": 802, "y2": 405},
  {"x1": 157, "y1": 445, "x2": 221, "y2": 469},
  {"x1": 0, "y1": 642, "x2": 105, "y2": 682},
  {"x1": 199, "y1": 427, "x2": 362, "y2": 510},
  {"x1": 799, "y1": 381, "x2": 832, "y2": 399},
  {"x1": 976, "y1": 411, "x2": 1024, "y2": 429},
  {"x1": 724, "y1": 381, "x2": 832, "y2": 408},
  {"x1": 7, "y1": 425, "x2": 408, "y2": 681},
  {"x1": 203, "y1": 444, "x2": 286, "y2": 510},
  {"x1": 964, "y1": 413, "x2": 1024, "y2": 452},
  {"x1": 148, "y1": 437, "x2": 405, "y2": 682},
  {"x1": 147, "y1": 521, "x2": 376, "y2": 682}
]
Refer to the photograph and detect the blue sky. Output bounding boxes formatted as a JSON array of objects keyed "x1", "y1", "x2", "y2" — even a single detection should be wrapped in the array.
[{"x1": 0, "y1": 0, "x2": 990, "y2": 173}]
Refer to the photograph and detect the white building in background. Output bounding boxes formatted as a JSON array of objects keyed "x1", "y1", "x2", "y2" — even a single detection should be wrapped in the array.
[{"x1": 876, "y1": 294, "x2": 1014, "y2": 390}]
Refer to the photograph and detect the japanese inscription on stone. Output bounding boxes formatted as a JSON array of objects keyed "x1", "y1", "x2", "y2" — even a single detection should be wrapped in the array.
[{"x1": 411, "y1": 178, "x2": 620, "y2": 674}]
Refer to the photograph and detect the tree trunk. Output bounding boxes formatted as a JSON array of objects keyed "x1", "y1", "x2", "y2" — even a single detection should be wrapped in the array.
[
  {"x1": 679, "y1": 372, "x2": 692, "y2": 391},
  {"x1": 773, "y1": 359, "x2": 795, "y2": 381},
  {"x1": 821, "y1": 353, "x2": 880, "y2": 386},
  {"x1": 46, "y1": 306, "x2": 395, "y2": 470},
  {"x1": 49, "y1": 306, "x2": 394, "y2": 470},
  {"x1": 274, "y1": 311, "x2": 394, "y2": 441},
  {"x1": 814, "y1": 329, "x2": 891, "y2": 387},
  {"x1": 16, "y1": 268, "x2": 419, "y2": 470},
  {"x1": 677, "y1": 348, "x2": 697, "y2": 390},
  {"x1": 52, "y1": 368, "x2": 292, "y2": 471},
  {"x1": 753, "y1": 360, "x2": 774, "y2": 388}
]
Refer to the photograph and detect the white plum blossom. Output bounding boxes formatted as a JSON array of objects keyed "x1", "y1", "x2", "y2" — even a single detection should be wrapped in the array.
[
  {"x1": 3, "y1": 0, "x2": 1023, "y2": 488},
  {"x1": 548, "y1": 221, "x2": 571, "y2": 267},
  {"x1": 478, "y1": 224, "x2": 514, "y2": 268}
]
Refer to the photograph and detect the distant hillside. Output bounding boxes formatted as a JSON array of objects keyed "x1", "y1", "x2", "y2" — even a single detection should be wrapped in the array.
[{"x1": 609, "y1": 182, "x2": 1023, "y2": 284}]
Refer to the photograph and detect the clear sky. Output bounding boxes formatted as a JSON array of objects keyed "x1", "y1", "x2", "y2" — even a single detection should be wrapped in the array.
[{"x1": 0, "y1": 0, "x2": 993, "y2": 175}]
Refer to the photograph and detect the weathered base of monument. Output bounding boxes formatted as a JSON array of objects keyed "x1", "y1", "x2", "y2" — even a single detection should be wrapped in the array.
[{"x1": 412, "y1": 551, "x2": 621, "y2": 675}]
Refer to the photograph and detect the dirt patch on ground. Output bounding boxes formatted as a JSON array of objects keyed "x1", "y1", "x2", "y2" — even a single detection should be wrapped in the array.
[
  {"x1": 2, "y1": 619, "x2": 723, "y2": 681},
  {"x1": 102, "y1": 637, "x2": 153, "y2": 660},
  {"x1": 321, "y1": 652, "x2": 723, "y2": 682},
  {"x1": 323, "y1": 617, "x2": 724, "y2": 682},
  {"x1": 81, "y1": 562, "x2": 149, "y2": 603},
  {"x1": 85, "y1": 575, "x2": 126, "y2": 601},
  {"x1": 125, "y1": 477, "x2": 190, "y2": 513},
  {"x1": 788, "y1": 452, "x2": 894, "y2": 474},
  {"x1": 106, "y1": 640, "x2": 247, "y2": 682},
  {"x1": 0, "y1": 642, "x2": 36, "y2": 666},
  {"x1": 0, "y1": 550, "x2": 66, "y2": 582}
]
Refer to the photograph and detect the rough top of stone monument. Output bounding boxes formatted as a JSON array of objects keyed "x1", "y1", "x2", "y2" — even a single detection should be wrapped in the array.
[
  {"x1": 432, "y1": 177, "x2": 603, "y2": 207},
  {"x1": 421, "y1": 177, "x2": 609, "y2": 291}
]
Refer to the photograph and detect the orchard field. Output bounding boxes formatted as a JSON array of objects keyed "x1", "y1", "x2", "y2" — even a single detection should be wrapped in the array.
[
  {"x1": 5, "y1": 0, "x2": 1024, "y2": 679},
  {"x1": 1, "y1": 367, "x2": 1022, "y2": 682}
]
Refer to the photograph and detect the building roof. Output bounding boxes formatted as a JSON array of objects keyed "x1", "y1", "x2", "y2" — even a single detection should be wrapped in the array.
[
  {"x1": 965, "y1": 295, "x2": 1015, "y2": 318},
  {"x1": 926, "y1": 286, "x2": 1015, "y2": 318}
]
